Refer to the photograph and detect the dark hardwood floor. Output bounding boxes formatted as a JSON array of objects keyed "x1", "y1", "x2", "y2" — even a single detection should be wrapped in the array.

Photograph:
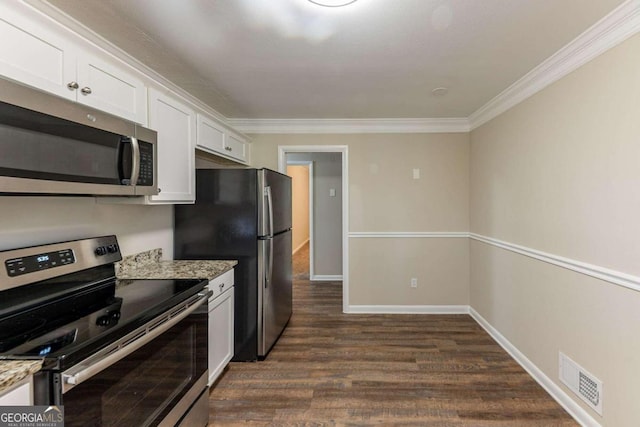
[{"x1": 209, "y1": 243, "x2": 576, "y2": 426}]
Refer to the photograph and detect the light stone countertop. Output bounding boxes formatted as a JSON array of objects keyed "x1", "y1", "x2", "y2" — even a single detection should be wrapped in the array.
[
  {"x1": 116, "y1": 248, "x2": 237, "y2": 281},
  {"x1": 0, "y1": 360, "x2": 43, "y2": 395},
  {"x1": 0, "y1": 249, "x2": 236, "y2": 394}
]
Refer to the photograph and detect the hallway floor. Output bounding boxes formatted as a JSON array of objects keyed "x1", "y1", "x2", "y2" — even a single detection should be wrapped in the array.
[{"x1": 208, "y1": 243, "x2": 576, "y2": 426}]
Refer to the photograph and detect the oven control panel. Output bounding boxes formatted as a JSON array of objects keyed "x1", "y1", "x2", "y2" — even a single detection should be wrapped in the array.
[
  {"x1": 0, "y1": 235, "x2": 120, "y2": 292},
  {"x1": 5, "y1": 249, "x2": 75, "y2": 277}
]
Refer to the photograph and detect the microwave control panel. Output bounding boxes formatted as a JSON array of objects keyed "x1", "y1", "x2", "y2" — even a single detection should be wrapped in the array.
[{"x1": 137, "y1": 141, "x2": 154, "y2": 186}]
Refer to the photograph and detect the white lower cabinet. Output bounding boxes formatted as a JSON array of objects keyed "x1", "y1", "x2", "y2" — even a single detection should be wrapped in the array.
[
  {"x1": 0, "y1": 378, "x2": 32, "y2": 406},
  {"x1": 208, "y1": 270, "x2": 235, "y2": 386}
]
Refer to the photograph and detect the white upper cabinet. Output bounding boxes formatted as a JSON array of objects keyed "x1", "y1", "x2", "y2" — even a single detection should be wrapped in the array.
[
  {"x1": 197, "y1": 114, "x2": 226, "y2": 154},
  {"x1": 225, "y1": 132, "x2": 248, "y2": 163},
  {"x1": 148, "y1": 89, "x2": 196, "y2": 204},
  {"x1": 0, "y1": 2, "x2": 147, "y2": 124},
  {"x1": 75, "y1": 53, "x2": 146, "y2": 124},
  {"x1": 0, "y1": 4, "x2": 75, "y2": 100},
  {"x1": 196, "y1": 113, "x2": 249, "y2": 165}
]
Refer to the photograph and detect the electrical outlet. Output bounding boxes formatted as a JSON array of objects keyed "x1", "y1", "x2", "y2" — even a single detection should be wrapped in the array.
[{"x1": 410, "y1": 278, "x2": 418, "y2": 288}]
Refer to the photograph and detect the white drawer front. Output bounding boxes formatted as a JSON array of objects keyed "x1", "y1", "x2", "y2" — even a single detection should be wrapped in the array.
[{"x1": 209, "y1": 269, "x2": 234, "y2": 299}]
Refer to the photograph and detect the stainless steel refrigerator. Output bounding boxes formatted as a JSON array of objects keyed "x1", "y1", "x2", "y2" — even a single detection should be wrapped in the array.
[{"x1": 174, "y1": 168, "x2": 292, "y2": 361}]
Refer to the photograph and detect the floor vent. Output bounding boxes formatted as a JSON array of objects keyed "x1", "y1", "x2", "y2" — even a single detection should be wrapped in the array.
[{"x1": 559, "y1": 352, "x2": 603, "y2": 415}]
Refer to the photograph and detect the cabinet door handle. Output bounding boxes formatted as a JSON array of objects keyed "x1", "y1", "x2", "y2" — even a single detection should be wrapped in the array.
[
  {"x1": 219, "y1": 283, "x2": 225, "y2": 291},
  {"x1": 67, "y1": 81, "x2": 79, "y2": 90},
  {"x1": 225, "y1": 146, "x2": 232, "y2": 151},
  {"x1": 81, "y1": 87, "x2": 92, "y2": 95}
]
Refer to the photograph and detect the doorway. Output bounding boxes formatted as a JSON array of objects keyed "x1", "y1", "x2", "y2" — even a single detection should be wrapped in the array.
[
  {"x1": 286, "y1": 161, "x2": 313, "y2": 279},
  {"x1": 278, "y1": 145, "x2": 349, "y2": 313}
]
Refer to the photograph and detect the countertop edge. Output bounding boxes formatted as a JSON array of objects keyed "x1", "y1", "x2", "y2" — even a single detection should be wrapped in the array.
[
  {"x1": 0, "y1": 360, "x2": 43, "y2": 395},
  {"x1": 116, "y1": 259, "x2": 237, "y2": 281}
]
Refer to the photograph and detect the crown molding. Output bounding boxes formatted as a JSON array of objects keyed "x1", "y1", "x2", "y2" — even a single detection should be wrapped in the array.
[
  {"x1": 26, "y1": 0, "x2": 640, "y2": 136},
  {"x1": 468, "y1": 0, "x2": 640, "y2": 130},
  {"x1": 226, "y1": 118, "x2": 471, "y2": 134}
]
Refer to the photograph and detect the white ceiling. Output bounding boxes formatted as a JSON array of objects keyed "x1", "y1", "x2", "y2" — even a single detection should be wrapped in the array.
[{"x1": 45, "y1": 0, "x2": 625, "y2": 119}]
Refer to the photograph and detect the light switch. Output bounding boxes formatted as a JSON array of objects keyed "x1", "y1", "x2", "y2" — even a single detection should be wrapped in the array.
[
  {"x1": 413, "y1": 168, "x2": 420, "y2": 179},
  {"x1": 329, "y1": 188, "x2": 336, "y2": 197}
]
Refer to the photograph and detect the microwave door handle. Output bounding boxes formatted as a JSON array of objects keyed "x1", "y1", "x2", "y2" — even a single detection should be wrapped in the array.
[{"x1": 129, "y1": 136, "x2": 140, "y2": 185}]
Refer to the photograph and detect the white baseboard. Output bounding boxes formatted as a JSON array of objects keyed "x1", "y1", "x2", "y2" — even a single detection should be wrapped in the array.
[
  {"x1": 292, "y1": 239, "x2": 309, "y2": 255},
  {"x1": 310, "y1": 274, "x2": 343, "y2": 281},
  {"x1": 469, "y1": 308, "x2": 601, "y2": 427},
  {"x1": 346, "y1": 305, "x2": 469, "y2": 314}
]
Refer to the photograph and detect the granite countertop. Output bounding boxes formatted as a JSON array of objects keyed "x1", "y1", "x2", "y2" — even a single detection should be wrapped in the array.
[
  {"x1": 116, "y1": 248, "x2": 237, "y2": 281},
  {"x1": 0, "y1": 360, "x2": 43, "y2": 395}
]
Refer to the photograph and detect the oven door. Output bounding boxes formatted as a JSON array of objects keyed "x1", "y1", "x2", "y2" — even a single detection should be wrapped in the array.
[{"x1": 54, "y1": 292, "x2": 209, "y2": 427}]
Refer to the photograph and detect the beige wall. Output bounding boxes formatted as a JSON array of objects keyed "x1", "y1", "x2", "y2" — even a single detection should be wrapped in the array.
[
  {"x1": 251, "y1": 132, "x2": 470, "y2": 306},
  {"x1": 0, "y1": 197, "x2": 174, "y2": 257},
  {"x1": 287, "y1": 164, "x2": 310, "y2": 253},
  {"x1": 351, "y1": 237, "x2": 469, "y2": 305},
  {"x1": 470, "y1": 33, "x2": 640, "y2": 426}
]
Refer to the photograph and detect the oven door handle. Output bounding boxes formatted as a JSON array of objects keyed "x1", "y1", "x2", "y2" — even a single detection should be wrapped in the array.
[{"x1": 62, "y1": 291, "x2": 210, "y2": 392}]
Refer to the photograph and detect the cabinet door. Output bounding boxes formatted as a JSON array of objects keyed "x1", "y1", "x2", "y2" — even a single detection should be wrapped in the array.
[
  {"x1": 77, "y1": 54, "x2": 147, "y2": 124},
  {"x1": 0, "y1": 3, "x2": 76, "y2": 101},
  {"x1": 148, "y1": 89, "x2": 196, "y2": 204},
  {"x1": 0, "y1": 379, "x2": 32, "y2": 406},
  {"x1": 208, "y1": 287, "x2": 234, "y2": 386},
  {"x1": 224, "y1": 133, "x2": 248, "y2": 163},
  {"x1": 196, "y1": 114, "x2": 225, "y2": 154}
]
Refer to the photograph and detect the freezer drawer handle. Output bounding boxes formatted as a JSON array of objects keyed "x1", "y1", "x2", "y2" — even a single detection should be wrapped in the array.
[{"x1": 265, "y1": 238, "x2": 273, "y2": 289}]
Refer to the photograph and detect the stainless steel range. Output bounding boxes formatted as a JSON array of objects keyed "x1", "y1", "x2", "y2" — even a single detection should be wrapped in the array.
[{"x1": 0, "y1": 236, "x2": 210, "y2": 427}]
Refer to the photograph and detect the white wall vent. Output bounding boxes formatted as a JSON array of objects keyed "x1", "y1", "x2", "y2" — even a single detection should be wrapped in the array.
[{"x1": 559, "y1": 352, "x2": 603, "y2": 416}]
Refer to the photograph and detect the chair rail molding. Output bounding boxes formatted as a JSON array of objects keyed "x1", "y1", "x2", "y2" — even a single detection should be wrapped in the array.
[{"x1": 470, "y1": 233, "x2": 640, "y2": 293}]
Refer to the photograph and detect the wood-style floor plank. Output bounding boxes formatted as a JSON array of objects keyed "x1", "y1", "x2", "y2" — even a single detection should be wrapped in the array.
[{"x1": 209, "y1": 243, "x2": 576, "y2": 426}]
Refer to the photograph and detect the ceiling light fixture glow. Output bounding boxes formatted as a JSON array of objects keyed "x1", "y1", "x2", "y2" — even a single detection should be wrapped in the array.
[{"x1": 308, "y1": 0, "x2": 358, "y2": 7}]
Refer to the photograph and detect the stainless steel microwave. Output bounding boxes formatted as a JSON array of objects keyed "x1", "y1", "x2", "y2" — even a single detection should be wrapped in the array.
[{"x1": 0, "y1": 78, "x2": 157, "y2": 196}]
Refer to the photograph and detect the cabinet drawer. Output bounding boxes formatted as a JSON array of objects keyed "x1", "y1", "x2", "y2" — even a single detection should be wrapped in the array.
[{"x1": 209, "y1": 269, "x2": 234, "y2": 299}]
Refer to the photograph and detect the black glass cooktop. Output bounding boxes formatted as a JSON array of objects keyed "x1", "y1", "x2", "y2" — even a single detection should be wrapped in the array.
[{"x1": 0, "y1": 276, "x2": 207, "y2": 369}]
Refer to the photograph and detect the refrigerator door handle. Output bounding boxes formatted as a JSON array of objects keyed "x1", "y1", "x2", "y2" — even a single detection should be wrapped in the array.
[
  {"x1": 265, "y1": 186, "x2": 274, "y2": 237},
  {"x1": 265, "y1": 238, "x2": 273, "y2": 289}
]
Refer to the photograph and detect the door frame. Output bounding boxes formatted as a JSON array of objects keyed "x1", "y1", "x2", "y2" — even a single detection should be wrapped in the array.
[
  {"x1": 278, "y1": 145, "x2": 349, "y2": 313},
  {"x1": 286, "y1": 160, "x2": 315, "y2": 278}
]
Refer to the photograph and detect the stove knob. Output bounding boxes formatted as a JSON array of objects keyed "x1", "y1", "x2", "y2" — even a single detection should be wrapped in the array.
[
  {"x1": 96, "y1": 315, "x2": 110, "y2": 326},
  {"x1": 95, "y1": 246, "x2": 107, "y2": 256},
  {"x1": 110, "y1": 311, "x2": 121, "y2": 320},
  {"x1": 107, "y1": 244, "x2": 119, "y2": 254}
]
